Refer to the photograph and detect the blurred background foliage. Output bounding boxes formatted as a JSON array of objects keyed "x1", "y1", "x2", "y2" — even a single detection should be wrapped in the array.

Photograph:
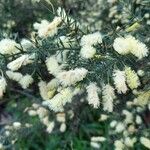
[
  {"x1": 0, "y1": 0, "x2": 150, "y2": 36},
  {"x1": 4, "y1": 98, "x2": 108, "y2": 150},
  {"x1": 0, "y1": 0, "x2": 59, "y2": 38}
]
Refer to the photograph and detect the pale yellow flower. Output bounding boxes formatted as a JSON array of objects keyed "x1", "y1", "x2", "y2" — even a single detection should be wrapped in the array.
[{"x1": 125, "y1": 67, "x2": 140, "y2": 89}]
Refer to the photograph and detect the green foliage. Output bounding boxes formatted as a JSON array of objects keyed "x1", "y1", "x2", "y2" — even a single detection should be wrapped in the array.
[
  {"x1": 0, "y1": 0, "x2": 150, "y2": 150},
  {"x1": 0, "y1": 0, "x2": 58, "y2": 37}
]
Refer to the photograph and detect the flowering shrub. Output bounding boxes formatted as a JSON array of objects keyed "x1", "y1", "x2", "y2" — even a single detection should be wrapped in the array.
[{"x1": 0, "y1": 0, "x2": 150, "y2": 149}]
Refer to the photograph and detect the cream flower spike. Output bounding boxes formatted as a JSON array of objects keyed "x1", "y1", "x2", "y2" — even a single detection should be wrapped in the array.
[{"x1": 0, "y1": 70, "x2": 7, "y2": 98}]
